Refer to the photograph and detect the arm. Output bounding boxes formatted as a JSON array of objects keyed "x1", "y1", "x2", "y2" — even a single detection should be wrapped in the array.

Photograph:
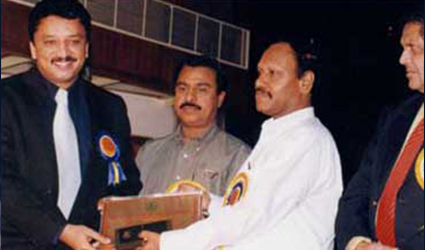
[
  {"x1": 1, "y1": 94, "x2": 66, "y2": 248},
  {"x1": 335, "y1": 110, "x2": 391, "y2": 249}
]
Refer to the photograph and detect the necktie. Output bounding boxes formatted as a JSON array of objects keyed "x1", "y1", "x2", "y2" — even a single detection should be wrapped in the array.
[
  {"x1": 53, "y1": 88, "x2": 81, "y2": 219},
  {"x1": 376, "y1": 118, "x2": 424, "y2": 246}
]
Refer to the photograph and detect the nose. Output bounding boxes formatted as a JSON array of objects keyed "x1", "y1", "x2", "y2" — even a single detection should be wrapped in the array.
[
  {"x1": 185, "y1": 87, "x2": 197, "y2": 102},
  {"x1": 57, "y1": 41, "x2": 70, "y2": 58},
  {"x1": 255, "y1": 74, "x2": 265, "y2": 89},
  {"x1": 399, "y1": 49, "x2": 409, "y2": 66}
]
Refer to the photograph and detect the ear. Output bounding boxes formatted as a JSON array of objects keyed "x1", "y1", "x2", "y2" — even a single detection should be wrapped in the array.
[
  {"x1": 29, "y1": 42, "x2": 37, "y2": 60},
  {"x1": 217, "y1": 91, "x2": 226, "y2": 108},
  {"x1": 85, "y1": 43, "x2": 90, "y2": 58},
  {"x1": 299, "y1": 70, "x2": 315, "y2": 94}
]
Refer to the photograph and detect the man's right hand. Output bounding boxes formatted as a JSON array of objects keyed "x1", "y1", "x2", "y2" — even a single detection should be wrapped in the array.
[
  {"x1": 60, "y1": 224, "x2": 111, "y2": 250},
  {"x1": 356, "y1": 242, "x2": 397, "y2": 250}
]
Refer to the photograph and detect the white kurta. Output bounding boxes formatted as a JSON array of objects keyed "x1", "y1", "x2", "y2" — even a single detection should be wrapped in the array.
[{"x1": 161, "y1": 108, "x2": 343, "y2": 250}]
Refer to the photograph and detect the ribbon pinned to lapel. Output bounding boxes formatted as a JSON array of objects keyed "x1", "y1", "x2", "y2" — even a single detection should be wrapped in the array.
[{"x1": 97, "y1": 132, "x2": 127, "y2": 186}]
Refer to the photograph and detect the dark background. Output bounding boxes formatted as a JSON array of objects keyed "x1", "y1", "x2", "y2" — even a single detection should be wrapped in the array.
[{"x1": 189, "y1": 0, "x2": 424, "y2": 185}]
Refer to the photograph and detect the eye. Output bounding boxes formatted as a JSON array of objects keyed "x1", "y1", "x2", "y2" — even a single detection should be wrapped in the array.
[
  {"x1": 198, "y1": 86, "x2": 209, "y2": 93},
  {"x1": 71, "y1": 39, "x2": 82, "y2": 45},
  {"x1": 412, "y1": 45, "x2": 424, "y2": 54},
  {"x1": 44, "y1": 39, "x2": 56, "y2": 46},
  {"x1": 175, "y1": 84, "x2": 187, "y2": 93}
]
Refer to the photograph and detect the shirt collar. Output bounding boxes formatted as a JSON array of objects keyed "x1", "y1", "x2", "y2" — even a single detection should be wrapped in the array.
[
  {"x1": 27, "y1": 67, "x2": 82, "y2": 101},
  {"x1": 172, "y1": 124, "x2": 220, "y2": 145},
  {"x1": 261, "y1": 107, "x2": 315, "y2": 136}
]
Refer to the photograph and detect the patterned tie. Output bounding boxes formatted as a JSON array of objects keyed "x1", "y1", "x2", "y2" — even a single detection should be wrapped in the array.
[
  {"x1": 376, "y1": 118, "x2": 424, "y2": 246},
  {"x1": 53, "y1": 88, "x2": 81, "y2": 219}
]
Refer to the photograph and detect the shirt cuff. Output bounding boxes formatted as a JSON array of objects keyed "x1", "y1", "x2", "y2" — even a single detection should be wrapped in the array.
[
  {"x1": 346, "y1": 236, "x2": 372, "y2": 250},
  {"x1": 53, "y1": 224, "x2": 67, "y2": 245}
]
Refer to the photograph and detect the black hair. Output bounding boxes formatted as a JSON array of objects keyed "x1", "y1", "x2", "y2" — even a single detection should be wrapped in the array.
[
  {"x1": 402, "y1": 12, "x2": 424, "y2": 36},
  {"x1": 289, "y1": 38, "x2": 320, "y2": 79},
  {"x1": 28, "y1": 0, "x2": 91, "y2": 42},
  {"x1": 173, "y1": 55, "x2": 228, "y2": 93}
]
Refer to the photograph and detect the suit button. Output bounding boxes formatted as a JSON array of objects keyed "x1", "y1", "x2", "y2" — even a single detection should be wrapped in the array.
[
  {"x1": 372, "y1": 200, "x2": 378, "y2": 206},
  {"x1": 398, "y1": 198, "x2": 406, "y2": 204},
  {"x1": 45, "y1": 189, "x2": 53, "y2": 195}
]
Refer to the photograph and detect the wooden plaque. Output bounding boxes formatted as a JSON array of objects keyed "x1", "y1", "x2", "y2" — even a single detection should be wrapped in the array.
[{"x1": 98, "y1": 192, "x2": 202, "y2": 250}]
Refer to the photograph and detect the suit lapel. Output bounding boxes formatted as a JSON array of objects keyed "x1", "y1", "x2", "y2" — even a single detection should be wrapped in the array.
[
  {"x1": 22, "y1": 72, "x2": 59, "y2": 192},
  {"x1": 72, "y1": 83, "x2": 109, "y2": 203}
]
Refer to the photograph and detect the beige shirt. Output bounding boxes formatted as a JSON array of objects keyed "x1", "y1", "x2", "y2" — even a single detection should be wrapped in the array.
[{"x1": 136, "y1": 125, "x2": 251, "y2": 196}]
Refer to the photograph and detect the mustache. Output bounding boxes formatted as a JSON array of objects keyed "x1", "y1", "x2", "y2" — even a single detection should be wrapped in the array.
[
  {"x1": 51, "y1": 56, "x2": 77, "y2": 63},
  {"x1": 255, "y1": 87, "x2": 272, "y2": 99},
  {"x1": 180, "y1": 102, "x2": 202, "y2": 110}
]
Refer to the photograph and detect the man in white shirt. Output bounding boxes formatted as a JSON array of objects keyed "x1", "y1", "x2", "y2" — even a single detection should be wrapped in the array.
[{"x1": 138, "y1": 41, "x2": 343, "y2": 250}]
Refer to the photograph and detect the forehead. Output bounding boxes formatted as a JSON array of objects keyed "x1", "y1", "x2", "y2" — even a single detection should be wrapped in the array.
[
  {"x1": 258, "y1": 43, "x2": 297, "y2": 70},
  {"x1": 35, "y1": 15, "x2": 86, "y2": 37},
  {"x1": 401, "y1": 22, "x2": 424, "y2": 45},
  {"x1": 177, "y1": 66, "x2": 217, "y2": 86}
]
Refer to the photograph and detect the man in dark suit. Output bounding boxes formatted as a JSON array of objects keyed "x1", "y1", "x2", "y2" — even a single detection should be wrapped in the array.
[
  {"x1": 335, "y1": 14, "x2": 424, "y2": 250},
  {"x1": 1, "y1": 0, "x2": 142, "y2": 249}
]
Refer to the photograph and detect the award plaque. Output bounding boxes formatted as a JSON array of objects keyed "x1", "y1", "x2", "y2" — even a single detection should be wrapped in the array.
[{"x1": 98, "y1": 192, "x2": 203, "y2": 250}]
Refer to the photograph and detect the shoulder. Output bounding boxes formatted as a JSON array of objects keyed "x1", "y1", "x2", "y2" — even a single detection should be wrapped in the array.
[
  {"x1": 378, "y1": 93, "x2": 423, "y2": 129},
  {"x1": 135, "y1": 133, "x2": 176, "y2": 165},
  {"x1": 393, "y1": 93, "x2": 423, "y2": 116},
  {"x1": 1, "y1": 73, "x2": 34, "y2": 109},
  {"x1": 214, "y1": 129, "x2": 252, "y2": 153},
  {"x1": 138, "y1": 133, "x2": 176, "y2": 154},
  {"x1": 281, "y1": 116, "x2": 336, "y2": 152},
  {"x1": 1, "y1": 74, "x2": 27, "y2": 97},
  {"x1": 85, "y1": 81, "x2": 126, "y2": 106}
]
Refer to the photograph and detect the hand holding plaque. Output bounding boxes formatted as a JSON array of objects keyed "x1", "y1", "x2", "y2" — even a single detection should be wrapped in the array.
[{"x1": 97, "y1": 192, "x2": 202, "y2": 250}]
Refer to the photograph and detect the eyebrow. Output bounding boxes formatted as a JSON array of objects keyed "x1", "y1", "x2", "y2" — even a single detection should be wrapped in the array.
[
  {"x1": 196, "y1": 82, "x2": 213, "y2": 88},
  {"x1": 176, "y1": 81, "x2": 213, "y2": 87},
  {"x1": 42, "y1": 34, "x2": 85, "y2": 39}
]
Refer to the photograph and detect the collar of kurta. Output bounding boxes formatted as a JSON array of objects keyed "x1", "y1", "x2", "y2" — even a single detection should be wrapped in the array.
[{"x1": 261, "y1": 107, "x2": 316, "y2": 138}]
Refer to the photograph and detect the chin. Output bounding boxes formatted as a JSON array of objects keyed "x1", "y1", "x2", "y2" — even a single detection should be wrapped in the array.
[{"x1": 408, "y1": 80, "x2": 423, "y2": 92}]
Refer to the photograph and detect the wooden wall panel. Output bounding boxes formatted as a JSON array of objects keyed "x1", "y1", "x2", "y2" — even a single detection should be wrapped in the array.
[{"x1": 1, "y1": 0, "x2": 31, "y2": 56}]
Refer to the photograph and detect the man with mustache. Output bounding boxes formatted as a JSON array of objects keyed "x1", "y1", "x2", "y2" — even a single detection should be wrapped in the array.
[
  {"x1": 1, "y1": 0, "x2": 142, "y2": 249},
  {"x1": 136, "y1": 56, "x2": 251, "y2": 197},
  {"x1": 138, "y1": 41, "x2": 343, "y2": 250},
  {"x1": 335, "y1": 13, "x2": 424, "y2": 250}
]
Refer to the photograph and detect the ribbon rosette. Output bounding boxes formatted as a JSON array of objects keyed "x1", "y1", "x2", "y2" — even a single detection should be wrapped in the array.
[{"x1": 97, "y1": 132, "x2": 127, "y2": 186}]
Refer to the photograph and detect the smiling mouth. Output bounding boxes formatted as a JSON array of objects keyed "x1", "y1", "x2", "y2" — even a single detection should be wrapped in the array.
[
  {"x1": 51, "y1": 57, "x2": 77, "y2": 68},
  {"x1": 53, "y1": 61, "x2": 75, "y2": 68}
]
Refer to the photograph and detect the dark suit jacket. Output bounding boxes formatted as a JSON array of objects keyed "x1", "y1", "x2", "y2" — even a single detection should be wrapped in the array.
[
  {"x1": 335, "y1": 93, "x2": 424, "y2": 250},
  {"x1": 1, "y1": 70, "x2": 143, "y2": 250}
]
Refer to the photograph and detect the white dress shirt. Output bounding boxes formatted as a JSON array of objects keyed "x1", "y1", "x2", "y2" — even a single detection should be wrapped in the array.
[{"x1": 161, "y1": 108, "x2": 343, "y2": 250}]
